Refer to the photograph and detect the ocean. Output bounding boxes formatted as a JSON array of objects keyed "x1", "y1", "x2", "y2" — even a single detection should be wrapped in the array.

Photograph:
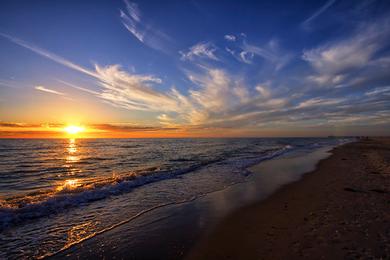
[{"x1": 0, "y1": 137, "x2": 351, "y2": 259}]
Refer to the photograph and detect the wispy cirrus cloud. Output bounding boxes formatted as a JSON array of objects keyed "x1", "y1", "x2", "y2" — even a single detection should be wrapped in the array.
[
  {"x1": 120, "y1": 0, "x2": 173, "y2": 52},
  {"x1": 239, "y1": 51, "x2": 254, "y2": 64},
  {"x1": 0, "y1": 32, "x2": 98, "y2": 78},
  {"x1": 365, "y1": 86, "x2": 390, "y2": 96},
  {"x1": 57, "y1": 80, "x2": 100, "y2": 95},
  {"x1": 179, "y1": 42, "x2": 219, "y2": 61},
  {"x1": 222, "y1": 34, "x2": 292, "y2": 70},
  {"x1": 35, "y1": 85, "x2": 65, "y2": 96},
  {"x1": 241, "y1": 39, "x2": 293, "y2": 70},
  {"x1": 302, "y1": 0, "x2": 337, "y2": 30},
  {"x1": 295, "y1": 97, "x2": 345, "y2": 109},
  {"x1": 302, "y1": 17, "x2": 390, "y2": 87},
  {"x1": 93, "y1": 64, "x2": 189, "y2": 113},
  {"x1": 120, "y1": 1, "x2": 144, "y2": 43}
]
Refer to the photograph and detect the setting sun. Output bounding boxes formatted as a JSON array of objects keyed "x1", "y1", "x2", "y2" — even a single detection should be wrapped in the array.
[{"x1": 63, "y1": 125, "x2": 85, "y2": 135}]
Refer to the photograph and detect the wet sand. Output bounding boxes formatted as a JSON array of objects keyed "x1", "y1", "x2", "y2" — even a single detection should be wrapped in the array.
[{"x1": 188, "y1": 138, "x2": 390, "y2": 259}]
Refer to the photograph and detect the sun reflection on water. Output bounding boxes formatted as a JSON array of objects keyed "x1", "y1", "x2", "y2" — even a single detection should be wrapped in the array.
[
  {"x1": 56, "y1": 179, "x2": 81, "y2": 192},
  {"x1": 66, "y1": 138, "x2": 80, "y2": 163},
  {"x1": 66, "y1": 155, "x2": 80, "y2": 163},
  {"x1": 67, "y1": 138, "x2": 77, "y2": 154}
]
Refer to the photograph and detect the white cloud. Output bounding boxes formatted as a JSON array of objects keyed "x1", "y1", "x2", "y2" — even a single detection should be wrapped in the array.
[
  {"x1": 302, "y1": 40, "x2": 376, "y2": 75},
  {"x1": 306, "y1": 74, "x2": 346, "y2": 85},
  {"x1": 242, "y1": 42, "x2": 276, "y2": 61},
  {"x1": 239, "y1": 51, "x2": 254, "y2": 64},
  {"x1": 296, "y1": 97, "x2": 344, "y2": 109},
  {"x1": 224, "y1": 38, "x2": 292, "y2": 69},
  {"x1": 93, "y1": 64, "x2": 187, "y2": 112},
  {"x1": 35, "y1": 85, "x2": 65, "y2": 96},
  {"x1": 365, "y1": 86, "x2": 390, "y2": 96},
  {"x1": 303, "y1": 18, "x2": 390, "y2": 87},
  {"x1": 120, "y1": 9, "x2": 144, "y2": 43},
  {"x1": 57, "y1": 80, "x2": 100, "y2": 95},
  {"x1": 224, "y1": 34, "x2": 236, "y2": 41},
  {"x1": 180, "y1": 42, "x2": 219, "y2": 61},
  {"x1": 189, "y1": 69, "x2": 234, "y2": 112},
  {"x1": 124, "y1": 0, "x2": 141, "y2": 22}
]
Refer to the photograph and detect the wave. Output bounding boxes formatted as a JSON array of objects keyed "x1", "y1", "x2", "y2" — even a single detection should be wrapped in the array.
[
  {"x1": 0, "y1": 145, "x2": 293, "y2": 230},
  {"x1": 40, "y1": 144, "x2": 297, "y2": 259},
  {"x1": 0, "y1": 166, "x2": 197, "y2": 230}
]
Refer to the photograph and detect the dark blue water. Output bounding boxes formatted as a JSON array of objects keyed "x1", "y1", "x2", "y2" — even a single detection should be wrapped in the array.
[{"x1": 0, "y1": 138, "x2": 351, "y2": 259}]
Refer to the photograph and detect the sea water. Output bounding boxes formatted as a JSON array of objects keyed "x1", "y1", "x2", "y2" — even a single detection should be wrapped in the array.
[{"x1": 0, "y1": 137, "x2": 351, "y2": 259}]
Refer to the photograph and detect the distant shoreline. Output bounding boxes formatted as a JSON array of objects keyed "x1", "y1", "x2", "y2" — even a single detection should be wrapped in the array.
[{"x1": 188, "y1": 138, "x2": 390, "y2": 259}]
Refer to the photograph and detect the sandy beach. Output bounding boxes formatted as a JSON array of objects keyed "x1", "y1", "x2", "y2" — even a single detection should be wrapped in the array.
[{"x1": 188, "y1": 138, "x2": 390, "y2": 259}]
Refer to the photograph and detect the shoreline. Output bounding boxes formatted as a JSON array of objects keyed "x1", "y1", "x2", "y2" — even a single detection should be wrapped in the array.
[
  {"x1": 187, "y1": 138, "x2": 390, "y2": 259},
  {"x1": 53, "y1": 143, "x2": 339, "y2": 259}
]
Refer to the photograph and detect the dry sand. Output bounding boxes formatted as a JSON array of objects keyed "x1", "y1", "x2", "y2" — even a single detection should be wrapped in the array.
[{"x1": 188, "y1": 138, "x2": 390, "y2": 259}]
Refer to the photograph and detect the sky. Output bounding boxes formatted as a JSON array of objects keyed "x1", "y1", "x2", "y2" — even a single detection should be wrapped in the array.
[{"x1": 0, "y1": 0, "x2": 389, "y2": 138}]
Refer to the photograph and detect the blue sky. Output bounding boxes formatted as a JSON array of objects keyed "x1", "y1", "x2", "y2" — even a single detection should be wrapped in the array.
[{"x1": 0, "y1": 0, "x2": 390, "y2": 136}]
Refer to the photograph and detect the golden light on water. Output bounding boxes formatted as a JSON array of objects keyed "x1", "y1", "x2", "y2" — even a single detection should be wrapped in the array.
[
  {"x1": 67, "y1": 138, "x2": 77, "y2": 153},
  {"x1": 57, "y1": 179, "x2": 81, "y2": 191},
  {"x1": 66, "y1": 155, "x2": 80, "y2": 163},
  {"x1": 65, "y1": 179, "x2": 78, "y2": 187},
  {"x1": 66, "y1": 138, "x2": 80, "y2": 163}
]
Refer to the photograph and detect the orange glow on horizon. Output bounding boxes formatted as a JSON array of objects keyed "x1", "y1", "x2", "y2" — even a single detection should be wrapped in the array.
[{"x1": 0, "y1": 121, "x2": 341, "y2": 138}]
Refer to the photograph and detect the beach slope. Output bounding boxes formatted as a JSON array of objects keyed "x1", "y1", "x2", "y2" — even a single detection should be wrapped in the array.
[{"x1": 188, "y1": 138, "x2": 390, "y2": 259}]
